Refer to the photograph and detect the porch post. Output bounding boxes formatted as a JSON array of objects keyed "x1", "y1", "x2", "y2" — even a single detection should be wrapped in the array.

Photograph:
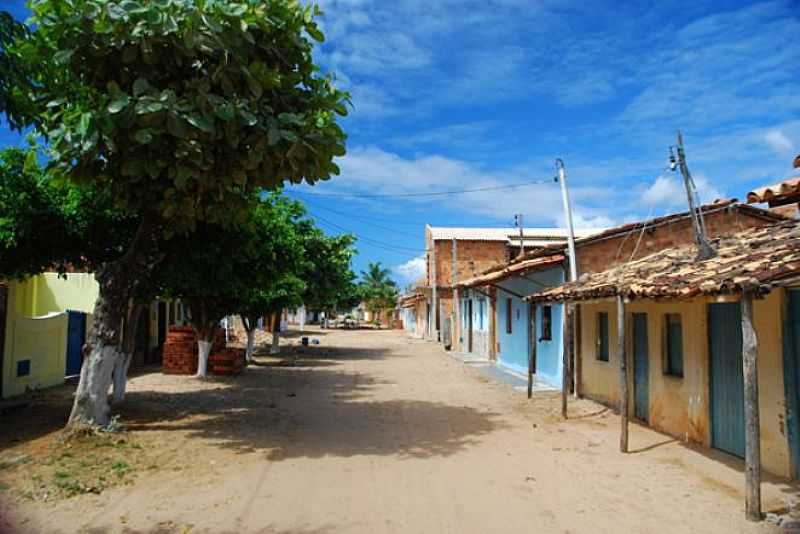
[
  {"x1": 618, "y1": 295, "x2": 628, "y2": 453},
  {"x1": 528, "y1": 302, "x2": 536, "y2": 399},
  {"x1": 741, "y1": 291, "x2": 762, "y2": 521},
  {"x1": 561, "y1": 302, "x2": 571, "y2": 418}
]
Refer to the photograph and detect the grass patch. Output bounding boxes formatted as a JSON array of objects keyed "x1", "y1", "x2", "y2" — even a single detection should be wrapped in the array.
[{"x1": 9, "y1": 431, "x2": 151, "y2": 501}]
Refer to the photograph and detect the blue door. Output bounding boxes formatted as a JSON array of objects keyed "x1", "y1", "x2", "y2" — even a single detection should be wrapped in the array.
[
  {"x1": 65, "y1": 311, "x2": 86, "y2": 376},
  {"x1": 784, "y1": 290, "x2": 800, "y2": 478},
  {"x1": 633, "y1": 313, "x2": 649, "y2": 423},
  {"x1": 709, "y1": 302, "x2": 745, "y2": 458}
]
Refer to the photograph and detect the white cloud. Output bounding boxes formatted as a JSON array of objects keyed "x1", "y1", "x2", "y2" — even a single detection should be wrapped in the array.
[
  {"x1": 300, "y1": 146, "x2": 618, "y2": 229},
  {"x1": 765, "y1": 129, "x2": 795, "y2": 155},
  {"x1": 394, "y1": 255, "x2": 426, "y2": 283},
  {"x1": 641, "y1": 173, "x2": 724, "y2": 210}
]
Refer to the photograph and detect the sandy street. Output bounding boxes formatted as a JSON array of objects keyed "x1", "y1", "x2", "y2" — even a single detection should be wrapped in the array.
[{"x1": 1, "y1": 327, "x2": 796, "y2": 533}]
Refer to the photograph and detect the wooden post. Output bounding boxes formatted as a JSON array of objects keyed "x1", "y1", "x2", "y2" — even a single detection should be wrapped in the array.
[
  {"x1": 574, "y1": 304, "x2": 582, "y2": 398},
  {"x1": 452, "y1": 238, "x2": 459, "y2": 351},
  {"x1": 561, "y1": 302, "x2": 571, "y2": 418},
  {"x1": 528, "y1": 302, "x2": 536, "y2": 399},
  {"x1": 618, "y1": 295, "x2": 628, "y2": 453},
  {"x1": 742, "y1": 291, "x2": 762, "y2": 521}
]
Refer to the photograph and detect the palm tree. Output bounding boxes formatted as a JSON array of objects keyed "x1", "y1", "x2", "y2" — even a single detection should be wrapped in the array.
[{"x1": 360, "y1": 262, "x2": 398, "y2": 327}]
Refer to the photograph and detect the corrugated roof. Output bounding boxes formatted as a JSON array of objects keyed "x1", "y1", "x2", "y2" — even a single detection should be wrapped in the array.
[
  {"x1": 530, "y1": 220, "x2": 800, "y2": 302},
  {"x1": 747, "y1": 177, "x2": 800, "y2": 205},
  {"x1": 427, "y1": 227, "x2": 602, "y2": 242},
  {"x1": 459, "y1": 253, "x2": 565, "y2": 288}
]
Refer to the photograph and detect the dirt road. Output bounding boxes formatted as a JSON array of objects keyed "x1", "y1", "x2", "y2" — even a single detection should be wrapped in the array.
[{"x1": 1, "y1": 328, "x2": 794, "y2": 533}]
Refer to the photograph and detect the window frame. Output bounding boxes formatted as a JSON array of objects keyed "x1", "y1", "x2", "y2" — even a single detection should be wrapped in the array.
[
  {"x1": 596, "y1": 311, "x2": 610, "y2": 361},
  {"x1": 506, "y1": 298, "x2": 513, "y2": 334},
  {"x1": 663, "y1": 313, "x2": 684, "y2": 377},
  {"x1": 540, "y1": 305, "x2": 553, "y2": 341}
]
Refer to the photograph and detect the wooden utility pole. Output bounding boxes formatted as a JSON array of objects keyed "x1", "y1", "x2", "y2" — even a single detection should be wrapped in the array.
[
  {"x1": 741, "y1": 291, "x2": 762, "y2": 521},
  {"x1": 431, "y1": 235, "x2": 438, "y2": 342},
  {"x1": 528, "y1": 302, "x2": 536, "y2": 399},
  {"x1": 561, "y1": 303, "x2": 572, "y2": 418},
  {"x1": 618, "y1": 295, "x2": 629, "y2": 453},
  {"x1": 452, "y1": 238, "x2": 459, "y2": 351},
  {"x1": 515, "y1": 213, "x2": 525, "y2": 257},
  {"x1": 672, "y1": 131, "x2": 715, "y2": 260}
]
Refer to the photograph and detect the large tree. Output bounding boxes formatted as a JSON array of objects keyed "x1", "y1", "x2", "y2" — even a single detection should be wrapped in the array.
[{"x1": 8, "y1": 0, "x2": 347, "y2": 427}]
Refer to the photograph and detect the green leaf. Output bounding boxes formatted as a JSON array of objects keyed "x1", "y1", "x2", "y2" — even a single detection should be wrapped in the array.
[
  {"x1": 280, "y1": 130, "x2": 298, "y2": 142},
  {"x1": 120, "y1": 0, "x2": 146, "y2": 13},
  {"x1": 78, "y1": 113, "x2": 92, "y2": 137},
  {"x1": 186, "y1": 113, "x2": 215, "y2": 134},
  {"x1": 306, "y1": 25, "x2": 325, "y2": 43},
  {"x1": 239, "y1": 110, "x2": 257, "y2": 126},
  {"x1": 53, "y1": 49, "x2": 74, "y2": 65},
  {"x1": 267, "y1": 125, "x2": 281, "y2": 146},
  {"x1": 107, "y1": 3, "x2": 127, "y2": 20},
  {"x1": 107, "y1": 95, "x2": 130, "y2": 114},
  {"x1": 213, "y1": 102, "x2": 235, "y2": 121}
]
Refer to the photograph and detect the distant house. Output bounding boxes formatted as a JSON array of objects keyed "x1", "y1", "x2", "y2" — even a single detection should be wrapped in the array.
[
  {"x1": 459, "y1": 252, "x2": 566, "y2": 385},
  {"x1": 422, "y1": 225, "x2": 600, "y2": 350}
]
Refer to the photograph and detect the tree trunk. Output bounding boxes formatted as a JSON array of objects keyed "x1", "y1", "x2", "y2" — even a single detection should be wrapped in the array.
[
  {"x1": 68, "y1": 215, "x2": 161, "y2": 429},
  {"x1": 271, "y1": 325, "x2": 280, "y2": 354},
  {"x1": 246, "y1": 328, "x2": 255, "y2": 363},
  {"x1": 111, "y1": 303, "x2": 145, "y2": 404},
  {"x1": 197, "y1": 339, "x2": 212, "y2": 377}
]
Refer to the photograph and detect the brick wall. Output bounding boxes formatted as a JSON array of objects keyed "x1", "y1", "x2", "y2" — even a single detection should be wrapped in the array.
[
  {"x1": 428, "y1": 240, "x2": 509, "y2": 287},
  {"x1": 577, "y1": 208, "x2": 777, "y2": 275}
]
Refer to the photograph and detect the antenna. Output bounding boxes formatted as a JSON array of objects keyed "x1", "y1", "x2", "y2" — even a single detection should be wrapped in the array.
[{"x1": 670, "y1": 131, "x2": 715, "y2": 260}]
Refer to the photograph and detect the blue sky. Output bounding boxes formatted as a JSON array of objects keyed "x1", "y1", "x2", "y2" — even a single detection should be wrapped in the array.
[{"x1": 2, "y1": 1, "x2": 799, "y2": 286}]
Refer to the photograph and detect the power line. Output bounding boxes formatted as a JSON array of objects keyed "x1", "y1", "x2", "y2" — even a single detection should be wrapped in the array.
[
  {"x1": 287, "y1": 177, "x2": 557, "y2": 199},
  {"x1": 300, "y1": 201, "x2": 424, "y2": 238},
  {"x1": 310, "y1": 212, "x2": 425, "y2": 255}
]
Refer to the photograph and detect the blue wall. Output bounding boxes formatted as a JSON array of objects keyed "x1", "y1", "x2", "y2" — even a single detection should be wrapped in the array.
[
  {"x1": 493, "y1": 267, "x2": 565, "y2": 387},
  {"x1": 496, "y1": 279, "x2": 532, "y2": 375}
]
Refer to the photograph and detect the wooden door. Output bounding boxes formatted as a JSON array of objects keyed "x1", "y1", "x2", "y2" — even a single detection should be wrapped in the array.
[
  {"x1": 633, "y1": 313, "x2": 649, "y2": 423},
  {"x1": 784, "y1": 290, "x2": 800, "y2": 477},
  {"x1": 709, "y1": 302, "x2": 745, "y2": 458}
]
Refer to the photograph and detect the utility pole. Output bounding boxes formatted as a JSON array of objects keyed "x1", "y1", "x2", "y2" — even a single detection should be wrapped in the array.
[
  {"x1": 431, "y1": 233, "x2": 438, "y2": 343},
  {"x1": 670, "y1": 131, "x2": 715, "y2": 260},
  {"x1": 514, "y1": 213, "x2": 525, "y2": 257},
  {"x1": 556, "y1": 159, "x2": 578, "y2": 282},
  {"x1": 556, "y1": 159, "x2": 579, "y2": 412},
  {"x1": 452, "y1": 238, "x2": 459, "y2": 351}
]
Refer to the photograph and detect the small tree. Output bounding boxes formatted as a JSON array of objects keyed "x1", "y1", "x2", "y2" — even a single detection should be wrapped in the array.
[{"x1": 12, "y1": 1, "x2": 347, "y2": 426}]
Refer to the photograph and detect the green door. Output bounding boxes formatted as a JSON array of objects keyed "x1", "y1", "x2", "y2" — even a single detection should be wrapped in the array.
[
  {"x1": 633, "y1": 313, "x2": 649, "y2": 422},
  {"x1": 784, "y1": 290, "x2": 800, "y2": 478},
  {"x1": 709, "y1": 302, "x2": 745, "y2": 458}
]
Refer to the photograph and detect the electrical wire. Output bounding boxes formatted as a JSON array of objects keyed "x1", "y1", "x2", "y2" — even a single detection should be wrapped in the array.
[
  {"x1": 287, "y1": 177, "x2": 557, "y2": 199},
  {"x1": 309, "y1": 211, "x2": 425, "y2": 255}
]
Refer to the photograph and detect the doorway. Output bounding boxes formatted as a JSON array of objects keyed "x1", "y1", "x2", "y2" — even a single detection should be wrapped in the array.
[
  {"x1": 709, "y1": 302, "x2": 745, "y2": 458},
  {"x1": 632, "y1": 313, "x2": 649, "y2": 423}
]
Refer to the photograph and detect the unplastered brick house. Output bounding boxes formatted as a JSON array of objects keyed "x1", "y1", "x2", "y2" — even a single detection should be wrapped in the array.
[{"x1": 422, "y1": 225, "x2": 599, "y2": 354}]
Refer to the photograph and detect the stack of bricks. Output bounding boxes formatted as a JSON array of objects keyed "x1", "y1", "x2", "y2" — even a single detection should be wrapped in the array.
[
  {"x1": 208, "y1": 348, "x2": 246, "y2": 375},
  {"x1": 162, "y1": 326, "x2": 198, "y2": 375},
  {"x1": 162, "y1": 327, "x2": 230, "y2": 375}
]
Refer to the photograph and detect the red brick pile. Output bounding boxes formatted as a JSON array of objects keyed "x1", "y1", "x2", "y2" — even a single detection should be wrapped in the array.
[
  {"x1": 208, "y1": 348, "x2": 246, "y2": 375},
  {"x1": 162, "y1": 327, "x2": 231, "y2": 375}
]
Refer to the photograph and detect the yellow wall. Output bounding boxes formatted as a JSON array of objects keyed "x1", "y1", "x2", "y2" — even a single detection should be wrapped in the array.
[
  {"x1": 2, "y1": 273, "x2": 99, "y2": 398},
  {"x1": 2, "y1": 307, "x2": 68, "y2": 398},
  {"x1": 577, "y1": 291, "x2": 791, "y2": 478}
]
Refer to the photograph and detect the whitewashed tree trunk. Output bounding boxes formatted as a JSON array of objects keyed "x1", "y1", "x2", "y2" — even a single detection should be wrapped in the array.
[
  {"x1": 197, "y1": 340, "x2": 212, "y2": 377},
  {"x1": 71, "y1": 343, "x2": 120, "y2": 427},
  {"x1": 271, "y1": 328, "x2": 280, "y2": 354},
  {"x1": 245, "y1": 329, "x2": 255, "y2": 363},
  {"x1": 111, "y1": 352, "x2": 132, "y2": 404}
]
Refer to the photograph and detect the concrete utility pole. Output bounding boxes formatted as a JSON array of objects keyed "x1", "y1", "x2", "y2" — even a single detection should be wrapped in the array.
[
  {"x1": 556, "y1": 159, "x2": 578, "y2": 282},
  {"x1": 431, "y1": 234, "x2": 438, "y2": 343},
  {"x1": 671, "y1": 131, "x2": 715, "y2": 260},
  {"x1": 556, "y1": 159, "x2": 580, "y2": 412},
  {"x1": 514, "y1": 213, "x2": 525, "y2": 257}
]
